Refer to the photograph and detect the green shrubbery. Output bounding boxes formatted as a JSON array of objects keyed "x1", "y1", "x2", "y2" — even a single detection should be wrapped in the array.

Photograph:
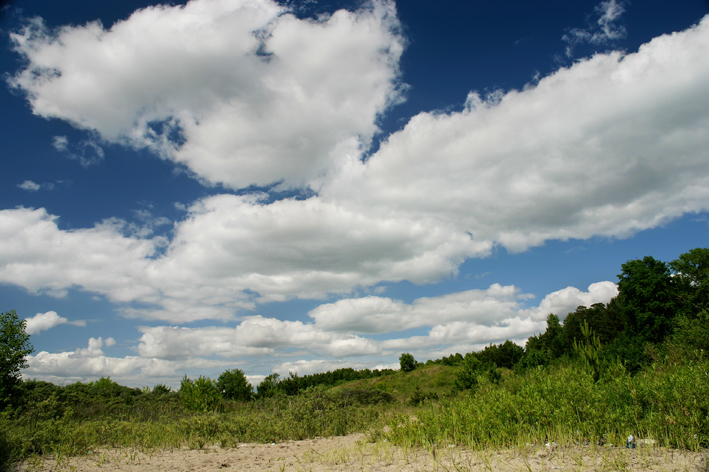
[{"x1": 385, "y1": 358, "x2": 709, "y2": 450}]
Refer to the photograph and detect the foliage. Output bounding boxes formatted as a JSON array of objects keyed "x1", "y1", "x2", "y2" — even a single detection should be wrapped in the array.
[
  {"x1": 669, "y1": 247, "x2": 709, "y2": 317},
  {"x1": 408, "y1": 387, "x2": 438, "y2": 406},
  {"x1": 152, "y1": 383, "x2": 172, "y2": 395},
  {"x1": 475, "y1": 340, "x2": 524, "y2": 369},
  {"x1": 399, "y1": 353, "x2": 416, "y2": 372},
  {"x1": 179, "y1": 376, "x2": 221, "y2": 412},
  {"x1": 0, "y1": 311, "x2": 34, "y2": 409},
  {"x1": 279, "y1": 372, "x2": 302, "y2": 396},
  {"x1": 616, "y1": 256, "x2": 677, "y2": 344},
  {"x1": 454, "y1": 355, "x2": 484, "y2": 391},
  {"x1": 573, "y1": 320, "x2": 602, "y2": 382},
  {"x1": 384, "y1": 360, "x2": 709, "y2": 451},
  {"x1": 256, "y1": 373, "x2": 281, "y2": 399},
  {"x1": 665, "y1": 309, "x2": 709, "y2": 363},
  {"x1": 216, "y1": 369, "x2": 252, "y2": 401}
]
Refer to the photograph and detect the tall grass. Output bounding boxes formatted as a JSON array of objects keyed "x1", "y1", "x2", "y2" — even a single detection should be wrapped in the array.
[
  {"x1": 0, "y1": 386, "x2": 387, "y2": 469},
  {"x1": 382, "y1": 359, "x2": 709, "y2": 451}
]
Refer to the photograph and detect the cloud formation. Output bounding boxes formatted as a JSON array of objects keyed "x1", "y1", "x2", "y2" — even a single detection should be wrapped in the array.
[
  {"x1": 3, "y1": 14, "x2": 709, "y2": 323},
  {"x1": 25, "y1": 337, "x2": 232, "y2": 387},
  {"x1": 24, "y1": 311, "x2": 86, "y2": 335},
  {"x1": 10, "y1": 0, "x2": 404, "y2": 188},
  {"x1": 563, "y1": 0, "x2": 627, "y2": 56},
  {"x1": 326, "y1": 15, "x2": 709, "y2": 252}
]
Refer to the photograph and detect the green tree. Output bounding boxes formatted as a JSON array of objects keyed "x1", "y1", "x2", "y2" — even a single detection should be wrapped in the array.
[
  {"x1": 521, "y1": 314, "x2": 566, "y2": 368},
  {"x1": 455, "y1": 354, "x2": 484, "y2": 390},
  {"x1": 669, "y1": 248, "x2": 709, "y2": 318},
  {"x1": 1, "y1": 310, "x2": 34, "y2": 408},
  {"x1": 399, "y1": 353, "x2": 416, "y2": 372},
  {"x1": 179, "y1": 375, "x2": 221, "y2": 412},
  {"x1": 616, "y1": 256, "x2": 677, "y2": 344},
  {"x1": 256, "y1": 373, "x2": 281, "y2": 398},
  {"x1": 217, "y1": 369, "x2": 252, "y2": 401}
]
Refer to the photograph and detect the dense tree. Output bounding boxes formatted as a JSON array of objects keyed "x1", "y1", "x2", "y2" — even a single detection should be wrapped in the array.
[
  {"x1": 475, "y1": 340, "x2": 524, "y2": 369},
  {"x1": 217, "y1": 369, "x2": 252, "y2": 401},
  {"x1": 399, "y1": 353, "x2": 416, "y2": 372},
  {"x1": 616, "y1": 256, "x2": 677, "y2": 344},
  {"x1": 179, "y1": 376, "x2": 221, "y2": 412},
  {"x1": 1, "y1": 310, "x2": 34, "y2": 408},
  {"x1": 522, "y1": 314, "x2": 566, "y2": 368},
  {"x1": 256, "y1": 373, "x2": 281, "y2": 398},
  {"x1": 279, "y1": 372, "x2": 301, "y2": 396},
  {"x1": 669, "y1": 248, "x2": 709, "y2": 318}
]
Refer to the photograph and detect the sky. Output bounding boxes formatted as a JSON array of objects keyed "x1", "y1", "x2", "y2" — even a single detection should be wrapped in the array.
[{"x1": 1, "y1": 0, "x2": 708, "y2": 389}]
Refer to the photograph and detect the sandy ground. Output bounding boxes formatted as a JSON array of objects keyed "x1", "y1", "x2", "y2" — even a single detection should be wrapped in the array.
[{"x1": 20, "y1": 434, "x2": 708, "y2": 472}]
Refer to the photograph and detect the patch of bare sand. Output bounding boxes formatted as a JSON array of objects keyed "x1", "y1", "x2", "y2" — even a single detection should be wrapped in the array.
[{"x1": 20, "y1": 434, "x2": 708, "y2": 471}]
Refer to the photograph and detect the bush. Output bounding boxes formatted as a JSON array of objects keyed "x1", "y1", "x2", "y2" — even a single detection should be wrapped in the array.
[{"x1": 180, "y1": 376, "x2": 221, "y2": 412}]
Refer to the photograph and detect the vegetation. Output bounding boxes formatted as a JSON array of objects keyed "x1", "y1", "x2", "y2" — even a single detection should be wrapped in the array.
[
  {"x1": 0, "y1": 310, "x2": 34, "y2": 410},
  {"x1": 399, "y1": 352, "x2": 417, "y2": 372},
  {"x1": 1, "y1": 248, "x2": 708, "y2": 470}
]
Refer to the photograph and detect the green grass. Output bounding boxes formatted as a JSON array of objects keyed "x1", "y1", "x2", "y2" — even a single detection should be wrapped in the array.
[
  {"x1": 336, "y1": 364, "x2": 458, "y2": 402},
  {"x1": 379, "y1": 359, "x2": 709, "y2": 452},
  {"x1": 2, "y1": 359, "x2": 708, "y2": 471}
]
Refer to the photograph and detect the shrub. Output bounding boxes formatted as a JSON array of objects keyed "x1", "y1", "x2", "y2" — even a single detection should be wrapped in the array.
[{"x1": 180, "y1": 376, "x2": 221, "y2": 412}]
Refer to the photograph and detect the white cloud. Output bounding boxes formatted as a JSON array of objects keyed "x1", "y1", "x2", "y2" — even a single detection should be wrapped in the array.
[
  {"x1": 325, "y1": 15, "x2": 709, "y2": 252},
  {"x1": 137, "y1": 316, "x2": 381, "y2": 360},
  {"x1": 52, "y1": 135, "x2": 104, "y2": 167},
  {"x1": 18, "y1": 180, "x2": 40, "y2": 191},
  {"x1": 24, "y1": 311, "x2": 85, "y2": 335},
  {"x1": 10, "y1": 0, "x2": 405, "y2": 188},
  {"x1": 1, "y1": 8, "x2": 708, "y2": 329},
  {"x1": 563, "y1": 0, "x2": 627, "y2": 57},
  {"x1": 23, "y1": 280, "x2": 616, "y2": 387},
  {"x1": 522, "y1": 281, "x2": 619, "y2": 321},
  {"x1": 24, "y1": 349, "x2": 231, "y2": 388},
  {"x1": 309, "y1": 284, "x2": 531, "y2": 334},
  {"x1": 0, "y1": 207, "x2": 159, "y2": 300}
]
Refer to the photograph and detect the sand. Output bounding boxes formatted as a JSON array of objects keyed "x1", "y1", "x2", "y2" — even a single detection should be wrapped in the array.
[{"x1": 19, "y1": 434, "x2": 708, "y2": 471}]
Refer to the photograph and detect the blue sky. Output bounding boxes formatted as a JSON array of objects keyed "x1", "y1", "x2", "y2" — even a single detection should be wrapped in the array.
[{"x1": 1, "y1": 0, "x2": 708, "y2": 388}]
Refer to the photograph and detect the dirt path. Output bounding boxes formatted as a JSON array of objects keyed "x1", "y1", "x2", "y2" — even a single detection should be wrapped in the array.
[{"x1": 20, "y1": 434, "x2": 708, "y2": 471}]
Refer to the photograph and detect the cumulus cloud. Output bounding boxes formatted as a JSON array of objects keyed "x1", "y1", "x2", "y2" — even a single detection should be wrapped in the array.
[
  {"x1": 272, "y1": 359, "x2": 370, "y2": 377},
  {"x1": 309, "y1": 284, "x2": 531, "y2": 334},
  {"x1": 25, "y1": 337, "x2": 233, "y2": 387},
  {"x1": 1, "y1": 5, "x2": 707, "y2": 330},
  {"x1": 0, "y1": 197, "x2": 490, "y2": 322},
  {"x1": 137, "y1": 316, "x2": 381, "y2": 360},
  {"x1": 522, "y1": 281, "x2": 619, "y2": 321},
  {"x1": 10, "y1": 0, "x2": 405, "y2": 188},
  {"x1": 24, "y1": 311, "x2": 85, "y2": 335},
  {"x1": 21, "y1": 280, "x2": 616, "y2": 386},
  {"x1": 325, "y1": 16, "x2": 709, "y2": 252},
  {"x1": 0, "y1": 207, "x2": 159, "y2": 299},
  {"x1": 135, "y1": 282, "x2": 615, "y2": 365}
]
